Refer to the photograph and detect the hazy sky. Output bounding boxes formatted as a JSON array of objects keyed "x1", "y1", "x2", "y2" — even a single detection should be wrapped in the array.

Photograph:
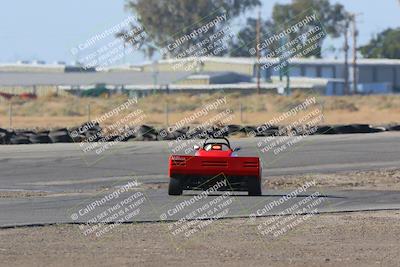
[{"x1": 0, "y1": 0, "x2": 398, "y2": 64}]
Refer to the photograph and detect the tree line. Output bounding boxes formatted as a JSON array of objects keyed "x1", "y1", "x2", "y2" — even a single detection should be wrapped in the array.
[{"x1": 117, "y1": 0, "x2": 400, "y2": 60}]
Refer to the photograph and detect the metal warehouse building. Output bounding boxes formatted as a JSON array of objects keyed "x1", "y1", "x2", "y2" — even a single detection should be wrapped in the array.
[
  {"x1": 140, "y1": 57, "x2": 400, "y2": 95},
  {"x1": 0, "y1": 57, "x2": 399, "y2": 97}
]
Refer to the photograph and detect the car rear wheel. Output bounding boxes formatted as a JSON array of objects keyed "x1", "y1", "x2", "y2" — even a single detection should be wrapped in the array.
[
  {"x1": 168, "y1": 177, "x2": 183, "y2": 195},
  {"x1": 248, "y1": 177, "x2": 261, "y2": 196}
]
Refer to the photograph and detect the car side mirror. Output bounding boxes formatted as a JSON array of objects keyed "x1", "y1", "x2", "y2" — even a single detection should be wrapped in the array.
[
  {"x1": 193, "y1": 145, "x2": 200, "y2": 150},
  {"x1": 233, "y1": 147, "x2": 241, "y2": 152}
]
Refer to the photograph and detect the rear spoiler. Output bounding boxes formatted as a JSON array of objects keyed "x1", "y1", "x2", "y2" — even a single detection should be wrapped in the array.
[{"x1": 169, "y1": 155, "x2": 260, "y2": 178}]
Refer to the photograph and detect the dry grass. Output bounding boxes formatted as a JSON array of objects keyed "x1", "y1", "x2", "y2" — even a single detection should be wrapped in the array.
[{"x1": 0, "y1": 92, "x2": 400, "y2": 129}]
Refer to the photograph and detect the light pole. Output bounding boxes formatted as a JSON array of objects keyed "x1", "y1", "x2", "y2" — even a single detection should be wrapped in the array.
[
  {"x1": 343, "y1": 19, "x2": 350, "y2": 95},
  {"x1": 256, "y1": 10, "x2": 261, "y2": 94}
]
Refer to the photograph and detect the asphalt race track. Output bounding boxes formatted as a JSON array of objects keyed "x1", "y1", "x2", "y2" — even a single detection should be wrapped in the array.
[{"x1": 0, "y1": 132, "x2": 400, "y2": 228}]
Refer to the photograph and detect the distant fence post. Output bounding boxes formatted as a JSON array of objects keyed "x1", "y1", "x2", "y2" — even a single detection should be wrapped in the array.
[
  {"x1": 165, "y1": 102, "x2": 169, "y2": 126},
  {"x1": 87, "y1": 104, "x2": 91, "y2": 122},
  {"x1": 239, "y1": 103, "x2": 243, "y2": 124},
  {"x1": 8, "y1": 102, "x2": 12, "y2": 129}
]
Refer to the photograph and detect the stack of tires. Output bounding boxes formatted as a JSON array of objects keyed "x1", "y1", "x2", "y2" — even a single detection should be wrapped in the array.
[
  {"x1": 48, "y1": 128, "x2": 73, "y2": 143},
  {"x1": 226, "y1": 124, "x2": 243, "y2": 136},
  {"x1": 254, "y1": 125, "x2": 280, "y2": 137},
  {"x1": 0, "y1": 128, "x2": 12, "y2": 144},
  {"x1": 28, "y1": 131, "x2": 52, "y2": 144},
  {"x1": 135, "y1": 125, "x2": 158, "y2": 141},
  {"x1": 70, "y1": 122, "x2": 103, "y2": 143},
  {"x1": 387, "y1": 125, "x2": 400, "y2": 131},
  {"x1": 157, "y1": 126, "x2": 190, "y2": 141}
]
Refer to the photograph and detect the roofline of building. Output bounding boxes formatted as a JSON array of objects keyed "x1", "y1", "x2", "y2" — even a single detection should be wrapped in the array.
[{"x1": 139, "y1": 56, "x2": 400, "y2": 66}]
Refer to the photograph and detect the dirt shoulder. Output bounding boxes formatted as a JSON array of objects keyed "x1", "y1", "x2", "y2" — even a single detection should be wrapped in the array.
[
  {"x1": 0, "y1": 210, "x2": 399, "y2": 267},
  {"x1": 1, "y1": 168, "x2": 399, "y2": 199},
  {"x1": 264, "y1": 168, "x2": 400, "y2": 191},
  {"x1": 139, "y1": 168, "x2": 400, "y2": 192}
]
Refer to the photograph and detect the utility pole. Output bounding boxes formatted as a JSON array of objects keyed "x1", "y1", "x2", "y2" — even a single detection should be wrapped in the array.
[
  {"x1": 152, "y1": 60, "x2": 159, "y2": 95},
  {"x1": 351, "y1": 14, "x2": 359, "y2": 95},
  {"x1": 343, "y1": 20, "x2": 350, "y2": 95},
  {"x1": 256, "y1": 10, "x2": 261, "y2": 94},
  {"x1": 165, "y1": 102, "x2": 169, "y2": 126}
]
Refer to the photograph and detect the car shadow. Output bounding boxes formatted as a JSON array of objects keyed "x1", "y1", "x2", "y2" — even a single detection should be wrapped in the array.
[{"x1": 183, "y1": 192, "x2": 346, "y2": 199}]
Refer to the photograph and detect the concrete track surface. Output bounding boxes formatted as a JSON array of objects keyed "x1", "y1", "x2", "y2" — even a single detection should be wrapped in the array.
[{"x1": 0, "y1": 132, "x2": 399, "y2": 227}]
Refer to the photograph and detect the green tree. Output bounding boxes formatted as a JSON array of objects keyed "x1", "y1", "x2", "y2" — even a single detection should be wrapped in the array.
[
  {"x1": 359, "y1": 28, "x2": 400, "y2": 59},
  {"x1": 271, "y1": 0, "x2": 348, "y2": 58},
  {"x1": 228, "y1": 18, "x2": 275, "y2": 57},
  {"x1": 229, "y1": 0, "x2": 348, "y2": 58},
  {"x1": 121, "y1": 0, "x2": 260, "y2": 59}
]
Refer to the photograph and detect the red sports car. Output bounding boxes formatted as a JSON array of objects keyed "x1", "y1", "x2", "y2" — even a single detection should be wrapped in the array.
[{"x1": 168, "y1": 137, "x2": 262, "y2": 196}]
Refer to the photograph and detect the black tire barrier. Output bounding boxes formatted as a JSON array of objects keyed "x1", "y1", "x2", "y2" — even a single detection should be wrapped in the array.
[
  {"x1": 352, "y1": 124, "x2": 375, "y2": 133},
  {"x1": 367, "y1": 126, "x2": 386, "y2": 133},
  {"x1": 53, "y1": 128, "x2": 69, "y2": 132},
  {"x1": 143, "y1": 132, "x2": 158, "y2": 141},
  {"x1": 226, "y1": 124, "x2": 242, "y2": 135},
  {"x1": 48, "y1": 130, "x2": 73, "y2": 143},
  {"x1": 313, "y1": 125, "x2": 337, "y2": 135},
  {"x1": 134, "y1": 133, "x2": 157, "y2": 141},
  {"x1": 85, "y1": 130, "x2": 102, "y2": 142},
  {"x1": 71, "y1": 134, "x2": 86, "y2": 143},
  {"x1": 331, "y1": 125, "x2": 356, "y2": 134},
  {"x1": 121, "y1": 134, "x2": 137, "y2": 142},
  {"x1": 254, "y1": 125, "x2": 280, "y2": 137},
  {"x1": 15, "y1": 131, "x2": 37, "y2": 140},
  {"x1": 1, "y1": 122, "x2": 398, "y2": 145},
  {"x1": 9, "y1": 135, "x2": 31, "y2": 145},
  {"x1": 332, "y1": 124, "x2": 385, "y2": 134},
  {"x1": 79, "y1": 121, "x2": 101, "y2": 131},
  {"x1": 0, "y1": 129, "x2": 13, "y2": 144},
  {"x1": 0, "y1": 132, "x2": 7, "y2": 145},
  {"x1": 201, "y1": 126, "x2": 227, "y2": 138},
  {"x1": 156, "y1": 127, "x2": 189, "y2": 141},
  {"x1": 240, "y1": 126, "x2": 257, "y2": 136},
  {"x1": 277, "y1": 126, "x2": 294, "y2": 136},
  {"x1": 387, "y1": 125, "x2": 400, "y2": 131},
  {"x1": 187, "y1": 127, "x2": 209, "y2": 139},
  {"x1": 173, "y1": 129, "x2": 189, "y2": 139},
  {"x1": 0, "y1": 128, "x2": 10, "y2": 135},
  {"x1": 156, "y1": 130, "x2": 177, "y2": 141},
  {"x1": 176, "y1": 126, "x2": 190, "y2": 135},
  {"x1": 107, "y1": 135, "x2": 122, "y2": 142},
  {"x1": 290, "y1": 125, "x2": 308, "y2": 136},
  {"x1": 70, "y1": 122, "x2": 102, "y2": 141},
  {"x1": 29, "y1": 134, "x2": 52, "y2": 144},
  {"x1": 137, "y1": 125, "x2": 157, "y2": 136}
]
